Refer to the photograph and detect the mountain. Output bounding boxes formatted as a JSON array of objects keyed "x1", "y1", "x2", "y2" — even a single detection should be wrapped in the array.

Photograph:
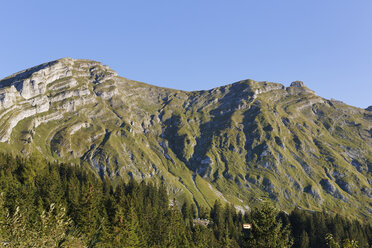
[{"x1": 0, "y1": 58, "x2": 371, "y2": 219}]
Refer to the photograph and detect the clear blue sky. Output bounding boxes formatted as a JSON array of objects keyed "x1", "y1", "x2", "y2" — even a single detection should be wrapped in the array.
[{"x1": 1, "y1": 0, "x2": 371, "y2": 108}]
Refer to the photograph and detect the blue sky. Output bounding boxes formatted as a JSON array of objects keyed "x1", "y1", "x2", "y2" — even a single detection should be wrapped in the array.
[{"x1": 0, "y1": 0, "x2": 371, "y2": 108}]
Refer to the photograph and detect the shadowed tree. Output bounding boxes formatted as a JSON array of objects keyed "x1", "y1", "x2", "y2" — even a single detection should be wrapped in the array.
[{"x1": 245, "y1": 202, "x2": 293, "y2": 248}]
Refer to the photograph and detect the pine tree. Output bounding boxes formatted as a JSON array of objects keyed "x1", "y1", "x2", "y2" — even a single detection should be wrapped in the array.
[
  {"x1": 166, "y1": 199, "x2": 190, "y2": 248},
  {"x1": 222, "y1": 225, "x2": 237, "y2": 248},
  {"x1": 326, "y1": 233, "x2": 341, "y2": 248},
  {"x1": 192, "y1": 225, "x2": 217, "y2": 248},
  {"x1": 182, "y1": 200, "x2": 194, "y2": 228},
  {"x1": 299, "y1": 230, "x2": 310, "y2": 248},
  {"x1": 210, "y1": 200, "x2": 225, "y2": 241},
  {"x1": 113, "y1": 202, "x2": 144, "y2": 248},
  {"x1": 325, "y1": 233, "x2": 359, "y2": 248},
  {"x1": 123, "y1": 204, "x2": 143, "y2": 248},
  {"x1": 245, "y1": 202, "x2": 293, "y2": 248},
  {"x1": 342, "y1": 239, "x2": 358, "y2": 248}
]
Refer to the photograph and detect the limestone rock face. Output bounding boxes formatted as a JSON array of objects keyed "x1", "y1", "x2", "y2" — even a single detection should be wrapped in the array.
[
  {"x1": 320, "y1": 179, "x2": 336, "y2": 194},
  {"x1": 0, "y1": 58, "x2": 117, "y2": 142},
  {"x1": 290, "y1": 81, "x2": 305, "y2": 87},
  {"x1": 304, "y1": 185, "x2": 322, "y2": 201},
  {"x1": 0, "y1": 58, "x2": 371, "y2": 220},
  {"x1": 287, "y1": 81, "x2": 315, "y2": 95},
  {"x1": 0, "y1": 85, "x2": 20, "y2": 109}
]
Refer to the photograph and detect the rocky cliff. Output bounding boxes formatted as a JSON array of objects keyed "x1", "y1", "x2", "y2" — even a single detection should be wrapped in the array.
[{"x1": 0, "y1": 58, "x2": 371, "y2": 219}]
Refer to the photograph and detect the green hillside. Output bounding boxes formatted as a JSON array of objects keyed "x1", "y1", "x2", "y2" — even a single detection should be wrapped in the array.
[{"x1": 0, "y1": 58, "x2": 371, "y2": 220}]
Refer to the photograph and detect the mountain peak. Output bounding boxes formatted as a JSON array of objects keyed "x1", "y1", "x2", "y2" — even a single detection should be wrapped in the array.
[
  {"x1": 0, "y1": 58, "x2": 115, "y2": 84},
  {"x1": 290, "y1": 81, "x2": 306, "y2": 87}
]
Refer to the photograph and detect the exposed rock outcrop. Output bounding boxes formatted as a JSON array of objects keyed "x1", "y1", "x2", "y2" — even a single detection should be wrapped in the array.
[
  {"x1": 290, "y1": 81, "x2": 305, "y2": 87},
  {"x1": 304, "y1": 185, "x2": 322, "y2": 201},
  {"x1": 0, "y1": 58, "x2": 116, "y2": 142}
]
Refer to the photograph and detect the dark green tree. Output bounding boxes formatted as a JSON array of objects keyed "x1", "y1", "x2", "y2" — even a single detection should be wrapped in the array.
[
  {"x1": 299, "y1": 230, "x2": 310, "y2": 248},
  {"x1": 210, "y1": 200, "x2": 225, "y2": 241},
  {"x1": 165, "y1": 199, "x2": 190, "y2": 247},
  {"x1": 245, "y1": 202, "x2": 293, "y2": 248}
]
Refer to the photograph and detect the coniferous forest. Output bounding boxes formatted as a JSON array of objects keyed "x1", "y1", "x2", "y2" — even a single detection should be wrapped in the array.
[{"x1": 0, "y1": 153, "x2": 371, "y2": 247}]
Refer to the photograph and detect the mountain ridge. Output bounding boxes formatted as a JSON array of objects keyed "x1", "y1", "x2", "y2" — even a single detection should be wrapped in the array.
[{"x1": 0, "y1": 58, "x2": 371, "y2": 219}]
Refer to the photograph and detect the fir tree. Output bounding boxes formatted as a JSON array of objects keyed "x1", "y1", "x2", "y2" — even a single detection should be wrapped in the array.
[
  {"x1": 122, "y1": 204, "x2": 144, "y2": 248},
  {"x1": 299, "y1": 230, "x2": 310, "y2": 248},
  {"x1": 245, "y1": 202, "x2": 293, "y2": 248}
]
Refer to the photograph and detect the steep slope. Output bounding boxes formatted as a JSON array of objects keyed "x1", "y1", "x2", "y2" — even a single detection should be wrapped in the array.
[{"x1": 0, "y1": 58, "x2": 371, "y2": 219}]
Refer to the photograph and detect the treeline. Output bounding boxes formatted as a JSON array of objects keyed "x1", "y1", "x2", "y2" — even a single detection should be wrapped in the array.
[
  {"x1": 288, "y1": 208, "x2": 372, "y2": 248},
  {"x1": 0, "y1": 153, "x2": 371, "y2": 247}
]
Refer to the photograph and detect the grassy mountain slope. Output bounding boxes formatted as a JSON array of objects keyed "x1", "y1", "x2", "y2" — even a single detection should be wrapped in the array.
[{"x1": 0, "y1": 58, "x2": 371, "y2": 219}]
